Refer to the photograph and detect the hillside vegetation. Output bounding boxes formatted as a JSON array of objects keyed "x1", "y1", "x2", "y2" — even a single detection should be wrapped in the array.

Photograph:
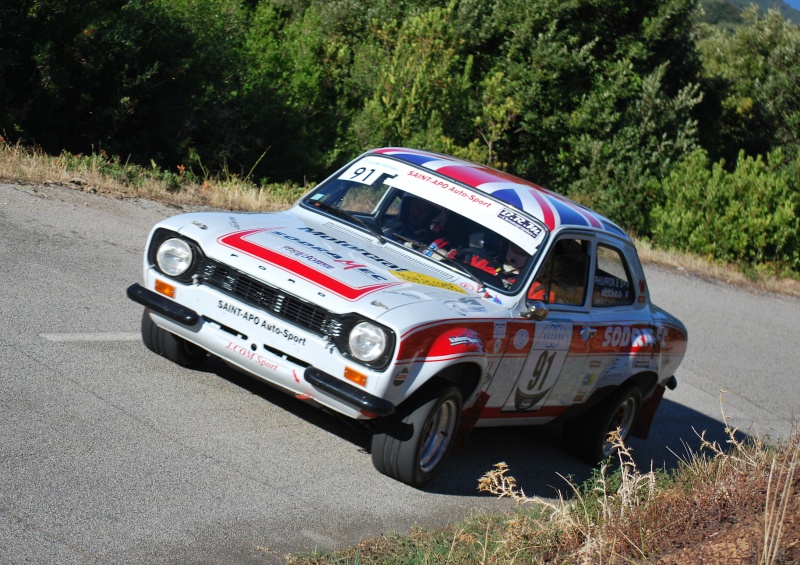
[
  {"x1": 1, "y1": 0, "x2": 799, "y2": 278},
  {"x1": 700, "y1": 0, "x2": 800, "y2": 24},
  {"x1": 3, "y1": 2, "x2": 800, "y2": 563},
  {"x1": 287, "y1": 425, "x2": 800, "y2": 564}
]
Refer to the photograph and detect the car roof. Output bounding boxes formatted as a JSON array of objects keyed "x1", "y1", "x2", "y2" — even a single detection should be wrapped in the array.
[{"x1": 372, "y1": 147, "x2": 628, "y2": 239}]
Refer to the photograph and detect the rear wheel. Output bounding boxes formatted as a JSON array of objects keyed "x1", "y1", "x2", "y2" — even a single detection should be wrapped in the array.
[
  {"x1": 371, "y1": 386, "x2": 462, "y2": 487},
  {"x1": 141, "y1": 309, "x2": 207, "y2": 368},
  {"x1": 563, "y1": 385, "x2": 642, "y2": 464}
]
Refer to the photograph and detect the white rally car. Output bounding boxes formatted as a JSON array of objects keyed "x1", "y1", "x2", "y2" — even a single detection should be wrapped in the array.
[{"x1": 128, "y1": 147, "x2": 687, "y2": 486}]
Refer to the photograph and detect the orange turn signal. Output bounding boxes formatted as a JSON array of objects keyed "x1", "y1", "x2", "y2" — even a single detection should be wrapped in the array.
[
  {"x1": 154, "y1": 279, "x2": 176, "y2": 298},
  {"x1": 344, "y1": 367, "x2": 368, "y2": 388}
]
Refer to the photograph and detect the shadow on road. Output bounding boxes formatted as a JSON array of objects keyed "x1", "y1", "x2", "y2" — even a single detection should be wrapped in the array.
[
  {"x1": 425, "y1": 397, "x2": 747, "y2": 498},
  {"x1": 200, "y1": 358, "x2": 745, "y2": 499}
]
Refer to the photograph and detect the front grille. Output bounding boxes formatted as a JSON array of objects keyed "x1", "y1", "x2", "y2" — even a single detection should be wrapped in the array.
[{"x1": 199, "y1": 259, "x2": 332, "y2": 336}]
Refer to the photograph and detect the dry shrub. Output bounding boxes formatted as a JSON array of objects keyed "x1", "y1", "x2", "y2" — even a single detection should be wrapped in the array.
[
  {"x1": 479, "y1": 399, "x2": 800, "y2": 564},
  {"x1": 0, "y1": 140, "x2": 306, "y2": 212}
]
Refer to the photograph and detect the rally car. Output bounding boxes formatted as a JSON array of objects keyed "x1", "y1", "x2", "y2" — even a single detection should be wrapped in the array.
[{"x1": 127, "y1": 147, "x2": 687, "y2": 486}]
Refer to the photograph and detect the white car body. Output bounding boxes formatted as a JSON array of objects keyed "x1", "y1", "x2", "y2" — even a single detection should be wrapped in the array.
[{"x1": 129, "y1": 147, "x2": 687, "y2": 486}]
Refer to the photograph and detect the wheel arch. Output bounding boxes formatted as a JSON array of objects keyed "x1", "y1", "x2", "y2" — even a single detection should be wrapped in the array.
[
  {"x1": 435, "y1": 362, "x2": 483, "y2": 404},
  {"x1": 557, "y1": 370, "x2": 658, "y2": 425},
  {"x1": 627, "y1": 371, "x2": 659, "y2": 399},
  {"x1": 403, "y1": 361, "x2": 482, "y2": 410}
]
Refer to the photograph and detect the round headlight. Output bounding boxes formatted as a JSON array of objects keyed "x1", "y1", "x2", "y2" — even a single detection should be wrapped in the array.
[
  {"x1": 156, "y1": 238, "x2": 193, "y2": 276},
  {"x1": 348, "y1": 321, "x2": 387, "y2": 362}
]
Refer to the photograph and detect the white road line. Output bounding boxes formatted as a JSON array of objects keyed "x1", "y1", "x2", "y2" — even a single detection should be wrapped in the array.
[{"x1": 40, "y1": 333, "x2": 141, "y2": 342}]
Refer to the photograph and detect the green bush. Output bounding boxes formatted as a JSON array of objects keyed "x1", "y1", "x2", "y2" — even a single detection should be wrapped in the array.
[
  {"x1": 696, "y1": 8, "x2": 800, "y2": 165},
  {"x1": 651, "y1": 148, "x2": 800, "y2": 273}
]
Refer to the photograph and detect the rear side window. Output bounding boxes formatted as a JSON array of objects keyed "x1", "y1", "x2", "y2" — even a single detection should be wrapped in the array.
[{"x1": 592, "y1": 245, "x2": 634, "y2": 306}]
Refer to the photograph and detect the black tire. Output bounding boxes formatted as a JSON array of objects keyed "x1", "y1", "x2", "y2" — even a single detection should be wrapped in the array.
[
  {"x1": 563, "y1": 385, "x2": 642, "y2": 464},
  {"x1": 371, "y1": 386, "x2": 462, "y2": 487},
  {"x1": 141, "y1": 309, "x2": 207, "y2": 369}
]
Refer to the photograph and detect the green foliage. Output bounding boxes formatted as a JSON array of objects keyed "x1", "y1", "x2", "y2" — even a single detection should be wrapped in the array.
[
  {"x1": 698, "y1": 0, "x2": 744, "y2": 27},
  {"x1": 565, "y1": 65, "x2": 701, "y2": 233},
  {"x1": 352, "y1": 2, "x2": 474, "y2": 154},
  {"x1": 651, "y1": 148, "x2": 800, "y2": 273},
  {"x1": 2, "y1": 0, "x2": 800, "y2": 275},
  {"x1": 475, "y1": 0, "x2": 703, "y2": 232},
  {"x1": 697, "y1": 7, "x2": 800, "y2": 165}
]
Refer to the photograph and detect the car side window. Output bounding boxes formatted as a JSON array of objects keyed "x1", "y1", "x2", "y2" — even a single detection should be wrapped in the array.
[
  {"x1": 527, "y1": 237, "x2": 590, "y2": 307},
  {"x1": 592, "y1": 244, "x2": 634, "y2": 306}
]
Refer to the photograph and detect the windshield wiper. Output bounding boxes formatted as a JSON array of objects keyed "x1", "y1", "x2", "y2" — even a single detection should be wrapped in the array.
[
  {"x1": 427, "y1": 248, "x2": 485, "y2": 290},
  {"x1": 309, "y1": 200, "x2": 386, "y2": 244}
]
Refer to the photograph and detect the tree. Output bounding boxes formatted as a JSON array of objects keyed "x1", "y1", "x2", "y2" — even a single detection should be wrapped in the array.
[
  {"x1": 473, "y1": 0, "x2": 703, "y2": 232},
  {"x1": 351, "y1": 2, "x2": 474, "y2": 155},
  {"x1": 697, "y1": 7, "x2": 800, "y2": 165}
]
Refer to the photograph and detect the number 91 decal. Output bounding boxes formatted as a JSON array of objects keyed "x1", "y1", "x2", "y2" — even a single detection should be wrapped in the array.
[{"x1": 503, "y1": 321, "x2": 573, "y2": 412}]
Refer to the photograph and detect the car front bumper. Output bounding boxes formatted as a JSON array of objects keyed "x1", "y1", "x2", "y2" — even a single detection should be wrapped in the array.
[{"x1": 127, "y1": 283, "x2": 395, "y2": 419}]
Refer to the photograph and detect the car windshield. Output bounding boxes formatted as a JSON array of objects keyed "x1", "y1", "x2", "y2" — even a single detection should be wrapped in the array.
[{"x1": 303, "y1": 155, "x2": 548, "y2": 293}]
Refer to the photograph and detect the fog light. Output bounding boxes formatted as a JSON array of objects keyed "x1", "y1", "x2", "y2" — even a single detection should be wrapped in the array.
[
  {"x1": 344, "y1": 366, "x2": 367, "y2": 387},
  {"x1": 155, "y1": 279, "x2": 176, "y2": 298}
]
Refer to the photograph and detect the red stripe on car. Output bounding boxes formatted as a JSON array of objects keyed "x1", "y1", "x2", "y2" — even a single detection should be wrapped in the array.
[{"x1": 218, "y1": 229, "x2": 399, "y2": 301}]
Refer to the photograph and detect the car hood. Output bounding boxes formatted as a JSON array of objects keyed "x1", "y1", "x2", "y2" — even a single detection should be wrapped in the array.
[{"x1": 160, "y1": 208, "x2": 510, "y2": 319}]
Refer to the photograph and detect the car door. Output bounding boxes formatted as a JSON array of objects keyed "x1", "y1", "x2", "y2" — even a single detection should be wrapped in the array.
[
  {"x1": 582, "y1": 238, "x2": 659, "y2": 395},
  {"x1": 483, "y1": 232, "x2": 599, "y2": 416}
]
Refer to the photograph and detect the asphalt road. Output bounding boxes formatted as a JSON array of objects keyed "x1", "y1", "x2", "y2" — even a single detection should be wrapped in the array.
[{"x1": 2, "y1": 182, "x2": 799, "y2": 564}]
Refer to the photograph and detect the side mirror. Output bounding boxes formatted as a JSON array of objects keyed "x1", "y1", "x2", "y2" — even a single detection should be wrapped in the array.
[{"x1": 521, "y1": 301, "x2": 549, "y2": 321}]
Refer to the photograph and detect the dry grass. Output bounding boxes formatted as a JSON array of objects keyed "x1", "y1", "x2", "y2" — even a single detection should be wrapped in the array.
[
  {"x1": 470, "y1": 400, "x2": 800, "y2": 565},
  {"x1": 288, "y1": 414, "x2": 799, "y2": 564},
  {"x1": 635, "y1": 239, "x2": 800, "y2": 299},
  {"x1": 0, "y1": 140, "x2": 306, "y2": 212},
  {"x1": 4, "y1": 139, "x2": 798, "y2": 299},
  {"x1": 5, "y1": 141, "x2": 799, "y2": 563}
]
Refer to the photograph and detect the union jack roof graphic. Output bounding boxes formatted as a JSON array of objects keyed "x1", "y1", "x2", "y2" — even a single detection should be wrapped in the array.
[{"x1": 373, "y1": 148, "x2": 626, "y2": 237}]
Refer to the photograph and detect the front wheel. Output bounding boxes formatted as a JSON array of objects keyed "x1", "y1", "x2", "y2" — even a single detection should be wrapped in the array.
[
  {"x1": 141, "y1": 309, "x2": 207, "y2": 369},
  {"x1": 563, "y1": 385, "x2": 642, "y2": 464},
  {"x1": 371, "y1": 386, "x2": 462, "y2": 487}
]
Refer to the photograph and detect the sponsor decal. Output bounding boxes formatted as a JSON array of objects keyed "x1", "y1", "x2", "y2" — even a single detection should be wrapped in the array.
[
  {"x1": 493, "y1": 339, "x2": 503, "y2": 354},
  {"x1": 295, "y1": 227, "x2": 408, "y2": 273},
  {"x1": 396, "y1": 322, "x2": 495, "y2": 362},
  {"x1": 228, "y1": 216, "x2": 240, "y2": 229},
  {"x1": 497, "y1": 208, "x2": 544, "y2": 240},
  {"x1": 449, "y1": 334, "x2": 482, "y2": 347},
  {"x1": 493, "y1": 321, "x2": 507, "y2": 339},
  {"x1": 406, "y1": 170, "x2": 492, "y2": 208},
  {"x1": 225, "y1": 341, "x2": 280, "y2": 371},
  {"x1": 218, "y1": 300, "x2": 264, "y2": 326},
  {"x1": 281, "y1": 246, "x2": 335, "y2": 270},
  {"x1": 537, "y1": 322, "x2": 569, "y2": 350},
  {"x1": 513, "y1": 329, "x2": 530, "y2": 350},
  {"x1": 217, "y1": 301, "x2": 307, "y2": 345},
  {"x1": 391, "y1": 270, "x2": 467, "y2": 294},
  {"x1": 444, "y1": 298, "x2": 487, "y2": 316},
  {"x1": 393, "y1": 367, "x2": 409, "y2": 387},
  {"x1": 594, "y1": 275, "x2": 630, "y2": 300},
  {"x1": 218, "y1": 229, "x2": 399, "y2": 301},
  {"x1": 601, "y1": 326, "x2": 663, "y2": 349},
  {"x1": 384, "y1": 290, "x2": 426, "y2": 300}
]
